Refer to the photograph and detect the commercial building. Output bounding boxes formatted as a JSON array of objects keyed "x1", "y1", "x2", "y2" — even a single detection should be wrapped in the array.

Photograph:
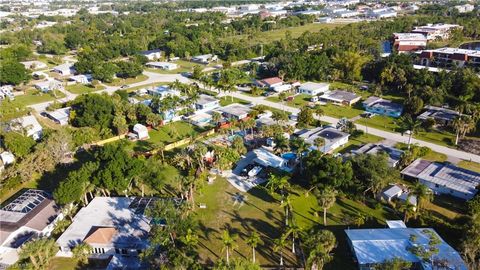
[
  {"x1": 145, "y1": 62, "x2": 178, "y2": 70},
  {"x1": 412, "y1": 24, "x2": 462, "y2": 40},
  {"x1": 417, "y1": 105, "x2": 460, "y2": 126},
  {"x1": 345, "y1": 224, "x2": 467, "y2": 270},
  {"x1": 139, "y1": 49, "x2": 162, "y2": 60},
  {"x1": 0, "y1": 190, "x2": 63, "y2": 266},
  {"x1": 56, "y1": 197, "x2": 153, "y2": 258},
  {"x1": 351, "y1": 143, "x2": 404, "y2": 167},
  {"x1": 362, "y1": 96, "x2": 403, "y2": 118},
  {"x1": 217, "y1": 103, "x2": 251, "y2": 120},
  {"x1": 43, "y1": 107, "x2": 71, "y2": 126},
  {"x1": 320, "y1": 90, "x2": 361, "y2": 106},
  {"x1": 295, "y1": 127, "x2": 349, "y2": 153},
  {"x1": 297, "y1": 82, "x2": 330, "y2": 96},
  {"x1": 401, "y1": 159, "x2": 480, "y2": 200},
  {"x1": 417, "y1": 47, "x2": 480, "y2": 69},
  {"x1": 195, "y1": 94, "x2": 220, "y2": 111},
  {"x1": 392, "y1": 33, "x2": 427, "y2": 53}
]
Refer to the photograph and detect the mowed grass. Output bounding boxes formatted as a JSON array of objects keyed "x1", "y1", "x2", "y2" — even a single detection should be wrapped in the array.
[
  {"x1": 105, "y1": 74, "x2": 148, "y2": 86},
  {"x1": 8, "y1": 89, "x2": 65, "y2": 107},
  {"x1": 356, "y1": 115, "x2": 399, "y2": 133},
  {"x1": 336, "y1": 133, "x2": 384, "y2": 154},
  {"x1": 219, "y1": 96, "x2": 251, "y2": 106},
  {"x1": 195, "y1": 177, "x2": 399, "y2": 268},
  {"x1": 49, "y1": 257, "x2": 78, "y2": 270},
  {"x1": 131, "y1": 121, "x2": 205, "y2": 152},
  {"x1": 395, "y1": 142, "x2": 447, "y2": 162},
  {"x1": 222, "y1": 22, "x2": 346, "y2": 44},
  {"x1": 66, "y1": 84, "x2": 106, "y2": 94},
  {"x1": 457, "y1": 160, "x2": 480, "y2": 173}
]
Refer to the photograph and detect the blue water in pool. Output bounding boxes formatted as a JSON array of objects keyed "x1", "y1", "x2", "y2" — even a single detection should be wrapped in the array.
[{"x1": 282, "y1": 152, "x2": 296, "y2": 160}]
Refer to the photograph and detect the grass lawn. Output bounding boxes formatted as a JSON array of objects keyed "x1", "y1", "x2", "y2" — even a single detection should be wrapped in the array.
[
  {"x1": 356, "y1": 115, "x2": 399, "y2": 133},
  {"x1": 9, "y1": 89, "x2": 66, "y2": 107},
  {"x1": 414, "y1": 129, "x2": 456, "y2": 147},
  {"x1": 321, "y1": 103, "x2": 364, "y2": 119},
  {"x1": 394, "y1": 143, "x2": 447, "y2": 162},
  {"x1": 222, "y1": 22, "x2": 346, "y2": 44},
  {"x1": 131, "y1": 122, "x2": 205, "y2": 152},
  {"x1": 195, "y1": 177, "x2": 398, "y2": 268},
  {"x1": 49, "y1": 257, "x2": 78, "y2": 270},
  {"x1": 66, "y1": 84, "x2": 106, "y2": 94},
  {"x1": 336, "y1": 133, "x2": 384, "y2": 154},
  {"x1": 457, "y1": 160, "x2": 480, "y2": 173},
  {"x1": 267, "y1": 94, "x2": 310, "y2": 108},
  {"x1": 105, "y1": 74, "x2": 148, "y2": 86},
  {"x1": 219, "y1": 96, "x2": 251, "y2": 106}
]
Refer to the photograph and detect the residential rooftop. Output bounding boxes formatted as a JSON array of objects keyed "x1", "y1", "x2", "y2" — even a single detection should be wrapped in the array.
[
  {"x1": 196, "y1": 94, "x2": 218, "y2": 106},
  {"x1": 417, "y1": 105, "x2": 460, "y2": 122},
  {"x1": 352, "y1": 143, "x2": 404, "y2": 167},
  {"x1": 218, "y1": 103, "x2": 251, "y2": 118},
  {"x1": 322, "y1": 90, "x2": 360, "y2": 103}
]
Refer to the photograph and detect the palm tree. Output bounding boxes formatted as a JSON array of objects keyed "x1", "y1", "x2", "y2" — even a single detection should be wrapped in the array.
[
  {"x1": 212, "y1": 111, "x2": 222, "y2": 126},
  {"x1": 286, "y1": 223, "x2": 302, "y2": 253},
  {"x1": 314, "y1": 137, "x2": 325, "y2": 153},
  {"x1": 221, "y1": 230, "x2": 237, "y2": 265},
  {"x1": 411, "y1": 182, "x2": 432, "y2": 211},
  {"x1": 72, "y1": 243, "x2": 92, "y2": 265},
  {"x1": 273, "y1": 135, "x2": 290, "y2": 154},
  {"x1": 244, "y1": 118, "x2": 256, "y2": 136},
  {"x1": 266, "y1": 174, "x2": 290, "y2": 203},
  {"x1": 273, "y1": 234, "x2": 288, "y2": 266},
  {"x1": 246, "y1": 231, "x2": 261, "y2": 263},
  {"x1": 19, "y1": 238, "x2": 58, "y2": 269},
  {"x1": 306, "y1": 230, "x2": 336, "y2": 270},
  {"x1": 400, "y1": 200, "x2": 416, "y2": 223},
  {"x1": 317, "y1": 186, "x2": 338, "y2": 226},
  {"x1": 279, "y1": 92, "x2": 287, "y2": 112},
  {"x1": 281, "y1": 194, "x2": 294, "y2": 226},
  {"x1": 396, "y1": 115, "x2": 421, "y2": 150},
  {"x1": 291, "y1": 137, "x2": 309, "y2": 171},
  {"x1": 180, "y1": 228, "x2": 198, "y2": 253},
  {"x1": 353, "y1": 213, "x2": 366, "y2": 227},
  {"x1": 452, "y1": 115, "x2": 476, "y2": 145}
]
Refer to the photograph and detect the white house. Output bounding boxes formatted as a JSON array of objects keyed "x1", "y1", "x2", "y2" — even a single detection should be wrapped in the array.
[
  {"x1": 34, "y1": 79, "x2": 62, "y2": 92},
  {"x1": 145, "y1": 62, "x2": 178, "y2": 70},
  {"x1": 20, "y1": 61, "x2": 48, "y2": 70},
  {"x1": 140, "y1": 49, "x2": 162, "y2": 60},
  {"x1": 191, "y1": 54, "x2": 218, "y2": 64},
  {"x1": 0, "y1": 151, "x2": 15, "y2": 165},
  {"x1": 296, "y1": 127, "x2": 349, "y2": 153},
  {"x1": 195, "y1": 94, "x2": 220, "y2": 111},
  {"x1": 133, "y1": 124, "x2": 149, "y2": 140},
  {"x1": 68, "y1": 74, "x2": 92, "y2": 84},
  {"x1": 0, "y1": 85, "x2": 14, "y2": 100},
  {"x1": 298, "y1": 82, "x2": 330, "y2": 96},
  {"x1": 52, "y1": 63, "x2": 75, "y2": 76},
  {"x1": 10, "y1": 115, "x2": 43, "y2": 140},
  {"x1": 252, "y1": 147, "x2": 290, "y2": 172}
]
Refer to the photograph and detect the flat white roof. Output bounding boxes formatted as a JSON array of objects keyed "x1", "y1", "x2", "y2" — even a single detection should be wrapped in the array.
[{"x1": 299, "y1": 82, "x2": 329, "y2": 91}]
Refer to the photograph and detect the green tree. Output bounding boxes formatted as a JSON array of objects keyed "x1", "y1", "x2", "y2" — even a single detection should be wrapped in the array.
[
  {"x1": 0, "y1": 59, "x2": 30, "y2": 85},
  {"x1": 92, "y1": 62, "x2": 118, "y2": 83},
  {"x1": 116, "y1": 60, "x2": 143, "y2": 78},
  {"x1": 332, "y1": 51, "x2": 369, "y2": 82},
  {"x1": 350, "y1": 153, "x2": 397, "y2": 197},
  {"x1": 303, "y1": 229, "x2": 336, "y2": 270},
  {"x1": 316, "y1": 186, "x2": 338, "y2": 226},
  {"x1": 18, "y1": 238, "x2": 57, "y2": 269},
  {"x1": 396, "y1": 115, "x2": 421, "y2": 150},
  {"x1": 273, "y1": 233, "x2": 288, "y2": 266},
  {"x1": 246, "y1": 232, "x2": 261, "y2": 263},
  {"x1": 374, "y1": 257, "x2": 412, "y2": 270},
  {"x1": 304, "y1": 154, "x2": 353, "y2": 189},
  {"x1": 72, "y1": 243, "x2": 92, "y2": 265},
  {"x1": 411, "y1": 182, "x2": 432, "y2": 212},
  {"x1": 2, "y1": 132, "x2": 36, "y2": 158},
  {"x1": 221, "y1": 230, "x2": 237, "y2": 265},
  {"x1": 298, "y1": 107, "x2": 314, "y2": 127},
  {"x1": 70, "y1": 94, "x2": 115, "y2": 132}
]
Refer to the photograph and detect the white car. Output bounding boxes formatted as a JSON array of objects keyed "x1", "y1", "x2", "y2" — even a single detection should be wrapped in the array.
[{"x1": 248, "y1": 166, "x2": 262, "y2": 177}]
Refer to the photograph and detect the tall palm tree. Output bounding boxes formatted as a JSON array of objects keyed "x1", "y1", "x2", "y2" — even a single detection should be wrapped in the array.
[
  {"x1": 286, "y1": 223, "x2": 302, "y2": 253},
  {"x1": 273, "y1": 234, "x2": 288, "y2": 266},
  {"x1": 72, "y1": 243, "x2": 92, "y2": 265},
  {"x1": 221, "y1": 230, "x2": 237, "y2": 265},
  {"x1": 411, "y1": 182, "x2": 432, "y2": 212},
  {"x1": 317, "y1": 186, "x2": 338, "y2": 226},
  {"x1": 452, "y1": 115, "x2": 476, "y2": 145},
  {"x1": 281, "y1": 194, "x2": 294, "y2": 226},
  {"x1": 246, "y1": 231, "x2": 261, "y2": 263},
  {"x1": 400, "y1": 200, "x2": 416, "y2": 223},
  {"x1": 306, "y1": 230, "x2": 336, "y2": 270},
  {"x1": 273, "y1": 135, "x2": 290, "y2": 154},
  {"x1": 314, "y1": 137, "x2": 325, "y2": 153},
  {"x1": 266, "y1": 174, "x2": 290, "y2": 204},
  {"x1": 212, "y1": 111, "x2": 222, "y2": 126},
  {"x1": 396, "y1": 115, "x2": 421, "y2": 149}
]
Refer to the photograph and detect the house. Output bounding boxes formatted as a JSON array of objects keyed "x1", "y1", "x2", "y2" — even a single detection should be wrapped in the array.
[
  {"x1": 297, "y1": 82, "x2": 330, "y2": 96},
  {"x1": 217, "y1": 103, "x2": 251, "y2": 120},
  {"x1": 401, "y1": 159, "x2": 480, "y2": 200},
  {"x1": 34, "y1": 79, "x2": 62, "y2": 92},
  {"x1": 362, "y1": 96, "x2": 403, "y2": 118},
  {"x1": 133, "y1": 124, "x2": 149, "y2": 140},
  {"x1": 417, "y1": 47, "x2": 480, "y2": 69},
  {"x1": 335, "y1": 10, "x2": 359, "y2": 18},
  {"x1": 188, "y1": 112, "x2": 213, "y2": 127},
  {"x1": 139, "y1": 49, "x2": 162, "y2": 60},
  {"x1": 453, "y1": 4, "x2": 475, "y2": 13},
  {"x1": 195, "y1": 94, "x2": 220, "y2": 111},
  {"x1": 254, "y1": 77, "x2": 283, "y2": 89},
  {"x1": 412, "y1": 24, "x2": 462, "y2": 40},
  {"x1": 68, "y1": 74, "x2": 92, "y2": 84},
  {"x1": 43, "y1": 107, "x2": 71, "y2": 126},
  {"x1": 367, "y1": 8, "x2": 397, "y2": 18},
  {"x1": 56, "y1": 197, "x2": 153, "y2": 260},
  {"x1": 271, "y1": 84, "x2": 292, "y2": 93},
  {"x1": 295, "y1": 127, "x2": 349, "y2": 153},
  {"x1": 0, "y1": 85, "x2": 14, "y2": 100},
  {"x1": 345, "y1": 225, "x2": 467, "y2": 270},
  {"x1": 0, "y1": 190, "x2": 63, "y2": 266},
  {"x1": 252, "y1": 147, "x2": 290, "y2": 172},
  {"x1": 20, "y1": 61, "x2": 48, "y2": 70},
  {"x1": 392, "y1": 33, "x2": 427, "y2": 53},
  {"x1": 52, "y1": 63, "x2": 75, "y2": 76},
  {"x1": 145, "y1": 61, "x2": 178, "y2": 70},
  {"x1": 320, "y1": 90, "x2": 361, "y2": 106},
  {"x1": 417, "y1": 105, "x2": 460, "y2": 126},
  {"x1": 191, "y1": 54, "x2": 217, "y2": 64},
  {"x1": 10, "y1": 115, "x2": 43, "y2": 140},
  {"x1": 381, "y1": 184, "x2": 403, "y2": 202},
  {"x1": 147, "y1": 85, "x2": 181, "y2": 98},
  {"x1": 351, "y1": 143, "x2": 404, "y2": 167},
  {"x1": 0, "y1": 151, "x2": 15, "y2": 166}
]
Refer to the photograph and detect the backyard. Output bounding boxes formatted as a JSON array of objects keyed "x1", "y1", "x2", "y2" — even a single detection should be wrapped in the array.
[{"x1": 66, "y1": 84, "x2": 106, "y2": 95}]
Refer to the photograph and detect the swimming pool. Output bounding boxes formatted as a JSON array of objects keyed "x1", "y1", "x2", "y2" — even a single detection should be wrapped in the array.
[{"x1": 282, "y1": 152, "x2": 296, "y2": 160}]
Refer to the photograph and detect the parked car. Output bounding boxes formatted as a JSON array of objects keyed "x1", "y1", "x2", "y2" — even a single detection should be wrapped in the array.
[
  {"x1": 248, "y1": 166, "x2": 263, "y2": 177},
  {"x1": 362, "y1": 112, "x2": 376, "y2": 118},
  {"x1": 262, "y1": 91, "x2": 274, "y2": 97},
  {"x1": 120, "y1": 84, "x2": 130, "y2": 89}
]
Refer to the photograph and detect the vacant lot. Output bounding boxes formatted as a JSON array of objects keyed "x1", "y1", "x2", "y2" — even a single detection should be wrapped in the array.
[
  {"x1": 105, "y1": 74, "x2": 148, "y2": 86},
  {"x1": 9, "y1": 89, "x2": 65, "y2": 107}
]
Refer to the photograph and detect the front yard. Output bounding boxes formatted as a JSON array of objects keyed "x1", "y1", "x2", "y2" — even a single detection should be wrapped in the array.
[
  {"x1": 9, "y1": 89, "x2": 66, "y2": 107},
  {"x1": 66, "y1": 84, "x2": 106, "y2": 95},
  {"x1": 104, "y1": 74, "x2": 148, "y2": 86}
]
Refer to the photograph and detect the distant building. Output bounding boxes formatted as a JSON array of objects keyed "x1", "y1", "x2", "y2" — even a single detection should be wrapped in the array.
[
  {"x1": 20, "y1": 60, "x2": 47, "y2": 70},
  {"x1": 195, "y1": 94, "x2": 220, "y2": 111},
  {"x1": 0, "y1": 190, "x2": 63, "y2": 266},
  {"x1": 297, "y1": 82, "x2": 330, "y2": 96},
  {"x1": 43, "y1": 107, "x2": 71, "y2": 126},
  {"x1": 345, "y1": 225, "x2": 467, "y2": 270},
  {"x1": 362, "y1": 96, "x2": 403, "y2": 118},
  {"x1": 52, "y1": 63, "x2": 75, "y2": 76},
  {"x1": 401, "y1": 159, "x2": 480, "y2": 200},
  {"x1": 412, "y1": 24, "x2": 462, "y2": 40},
  {"x1": 147, "y1": 85, "x2": 181, "y2": 98},
  {"x1": 417, "y1": 47, "x2": 480, "y2": 69},
  {"x1": 218, "y1": 103, "x2": 251, "y2": 120},
  {"x1": 453, "y1": 4, "x2": 474, "y2": 13},
  {"x1": 69, "y1": 74, "x2": 92, "y2": 84},
  {"x1": 145, "y1": 61, "x2": 178, "y2": 71},
  {"x1": 295, "y1": 127, "x2": 349, "y2": 153},
  {"x1": 34, "y1": 79, "x2": 62, "y2": 92},
  {"x1": 320, "y1": 90, "x2": 361, "y2": 106},
  {"x1": 417, "y1": 105, "x2": 460, "y2": 126},
  {"x1": 254, "y1": 77, "x2": 284, "y2": 89},
  {"x1": 56, "y1": 197, "x2": 153, "y2": 260},
  {"x1": 191, "y1": 54, "x2": 217, "y2": 64},
  {"x1": 367, "y1": 7, "x2": 397, "y2": 18},
  {"x1": 393, "y1": 33, "x2": 427, "y2": 53},
  {"x1": 139, "y1": 49, "x2": 162, "y2": 60},
  {"x1": 10, "y1": 115, "x2": 43, "y2": 140},
  {"x1": 351, "y1": 143, "x2": 404, "y2": 167},
  {"x1": 335, "y1": 10, "x2": 359, "y2": 18}
]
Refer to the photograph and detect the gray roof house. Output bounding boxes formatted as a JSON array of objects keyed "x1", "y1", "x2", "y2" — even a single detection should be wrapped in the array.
[
  {"x1": 417, "y1": 105, "x2": 461, "y2": 126},
  {"x1": 351, "y1": 143, "x2": 404, "y2": 167},
  {"x1": 320, "y1": 90, "x2": 361, "y2": 106},
  {"x1": 295, "y1": 127, "x2": 349, "y2": 153}
]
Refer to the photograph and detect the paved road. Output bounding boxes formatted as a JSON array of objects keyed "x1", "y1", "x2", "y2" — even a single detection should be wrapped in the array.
[{"x1": 224, "y1": 91, "x2": 480, "y2": 163}]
